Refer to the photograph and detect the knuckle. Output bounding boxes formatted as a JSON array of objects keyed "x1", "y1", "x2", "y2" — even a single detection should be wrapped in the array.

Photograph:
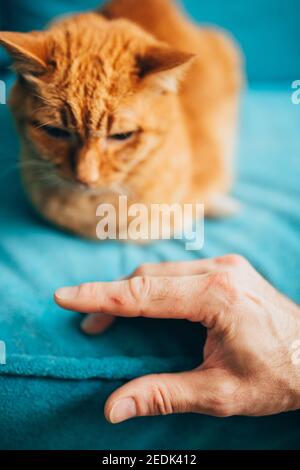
[
  {"x1": 132, "y1": 263, "x2": 152, "y2": 277},
  {"x1": 216, "y1": 254, "x2": 247, "y2": 268},
  {"x1": 127, "y1": 276, "x2": 151, "y2": 307},
  {"x1": 209, "y1": 381, "x2": 237, "y2": 417},
  {"x1": 141, "y1": 377, "x2": 175, "y2": 416},
  {"x1": 209, "y1": 271, "x2": 238, "y2": 298}
]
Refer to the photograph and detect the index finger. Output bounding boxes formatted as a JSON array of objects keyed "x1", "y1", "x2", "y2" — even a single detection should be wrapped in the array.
[{"x1": 54, "y1": 274, "x2": 221, "y2": 327}]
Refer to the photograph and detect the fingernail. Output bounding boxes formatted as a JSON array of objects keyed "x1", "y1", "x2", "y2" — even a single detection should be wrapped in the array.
[
  {"x1": 81, "y1": 315, "x2": 97, "y2": 333},
  {"x1": 55, "y1": 286, "x2": 79, "y2": 300},
  {"x1": 109, "y1": 398, "x2": 137, "y2": 424}
]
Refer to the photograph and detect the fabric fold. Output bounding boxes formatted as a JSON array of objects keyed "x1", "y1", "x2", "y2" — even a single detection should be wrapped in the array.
[{"x1": 0, "y1": 354, "x2": 199, "y2": 380}]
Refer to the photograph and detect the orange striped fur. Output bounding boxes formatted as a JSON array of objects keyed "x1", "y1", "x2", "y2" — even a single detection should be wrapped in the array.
[{"x1": 0, "y1": 0, "x2": 243, "y2": 239}]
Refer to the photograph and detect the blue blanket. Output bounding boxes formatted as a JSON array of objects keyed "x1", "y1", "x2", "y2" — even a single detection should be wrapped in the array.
[{"x1": 0, "y1": 68, "x2": 300, "y2": 448}]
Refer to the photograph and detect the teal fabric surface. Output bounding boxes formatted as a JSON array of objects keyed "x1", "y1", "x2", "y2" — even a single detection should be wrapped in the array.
[
  {"x1": 1, "y1": 0, "x2": 299, "y2": 81},
  {"x1": 0, "y1": 69, "x2": 299, "y2": 448},
  {"x1": 0, "y1": 0, "x2": 300, "y2": 451},
  {"x1": 0, "y1": 1, "x2": 8, "y2": 68}
]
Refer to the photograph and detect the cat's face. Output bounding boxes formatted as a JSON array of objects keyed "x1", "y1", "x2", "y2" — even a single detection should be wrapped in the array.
[{"x1": 0, "y1": 13, "x2": 193, "y2": 191}]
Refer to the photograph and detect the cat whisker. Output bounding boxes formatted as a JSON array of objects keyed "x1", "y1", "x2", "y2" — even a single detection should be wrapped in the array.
[
  {"x1": 0, "y1": 158, "x2": 54, "y2": 180},
  {"x1": 32, "y1": 120, "x2": 60, "y2": 129},
  {"x1": 33, "y1": 93, "x2": 54, "y2": 107}
]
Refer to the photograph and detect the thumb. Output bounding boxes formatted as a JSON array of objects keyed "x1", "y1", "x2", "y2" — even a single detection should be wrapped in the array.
[{"x1": 104, "y1": 369, "x2": 233, "y2": 423}]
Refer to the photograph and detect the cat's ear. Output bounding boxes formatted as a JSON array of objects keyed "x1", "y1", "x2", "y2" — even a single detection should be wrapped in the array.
[
  {"x1": 0, "y1": 31, "x2": 49, "y2": 77},
  {"x1": 138, "y1": 46, "x2": 196, "y2": 93}
]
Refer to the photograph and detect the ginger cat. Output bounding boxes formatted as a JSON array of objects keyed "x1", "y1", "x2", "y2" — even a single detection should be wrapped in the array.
[{"x1": 0, "y1": 0, "x2": 242, "y2": 240}]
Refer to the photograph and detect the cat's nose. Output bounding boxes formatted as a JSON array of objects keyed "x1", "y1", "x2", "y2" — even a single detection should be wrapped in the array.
[{"x1": 75, "y1": 144, "x2": 100, "y2": 186}]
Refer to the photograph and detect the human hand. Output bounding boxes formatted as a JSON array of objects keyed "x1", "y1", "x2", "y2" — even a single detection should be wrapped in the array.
[{"x1": 55, "y1": 255, "x2": 300, "y2": 423}]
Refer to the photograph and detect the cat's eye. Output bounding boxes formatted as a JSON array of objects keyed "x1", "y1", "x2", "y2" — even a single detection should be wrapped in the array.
[
  {"x1": 108, "y1": 131, "x2": 136, "y2": 142},
  {"x1": 42, "y1": 125, "x2": 71, "y2": 140}
]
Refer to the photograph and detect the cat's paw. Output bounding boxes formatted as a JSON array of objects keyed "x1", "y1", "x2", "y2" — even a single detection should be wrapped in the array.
[{"x1": 206, "y1": 193, "x2": 241, "y2": 218}]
